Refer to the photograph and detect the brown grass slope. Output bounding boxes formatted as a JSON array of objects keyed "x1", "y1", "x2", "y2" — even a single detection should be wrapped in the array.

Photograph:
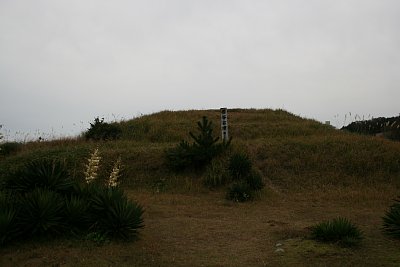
[{"x1": 1, "y1": 108, "x2": 399, "y2": 191}]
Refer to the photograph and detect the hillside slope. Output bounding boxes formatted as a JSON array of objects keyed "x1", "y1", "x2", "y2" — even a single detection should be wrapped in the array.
[{"x1": 1, "y1": 109, "x2": 399, "y2": 191}]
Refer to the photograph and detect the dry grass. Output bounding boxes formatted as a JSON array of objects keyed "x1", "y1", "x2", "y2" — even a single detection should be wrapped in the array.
[{"x1": 1, "y1": 187, "x2": 399, "y2": 266}]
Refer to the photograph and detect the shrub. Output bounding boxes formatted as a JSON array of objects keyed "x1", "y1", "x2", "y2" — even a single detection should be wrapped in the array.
[
  {"x1": 225, "y1": 152, "x2": 264, "y2": 201},
  {"x1": 0, "y1": 191, "x2": 19, "y2": 245},
  {"x1": 165, "y1": 141, "x2": 195, "y2": 171},
  {"x1": 382, "y1": 197, "x2": 400, "y2": 239},
  {"x1": 0, "y1": 208, "x2": 18, "y2": 246},
  {"x1": 5, "y1": 158, "x2": 74, "y2": 195},
  {"x1": 85, "y1": 231, "x2": 110, "y2": 245},
  {"x1": 226, "y1": 181, "x2": 253, "y2": 202},
  {"x1": 85, "y1": 117, "x2": 122, "y2": 141},
  {"x1": 63, "y1": 195, "x2": 91, "y2": 233},
  {"x1": 228, "y1": 152, "x2": 252, "y2": 180},
  {"x1": 17, "y1": 188, "x2": 65, "y2": 237},
  {"x1": 89, "y1": 187, "x2": 144, "y2": 240},
  {"x1": 1, "y1": 152, "x2": 144, "y2": 246},
  {"x1": 311, "y1": 217, "x2": 363, "y2": 247},
  {"x1": 165, "y1": 116, "x2": 231, "y2": 171},
  {"x1": 0, "y1": 142, "x2": 22, "y2": 156},
  {"x1": 245, "y1": 170, "x2": 264, "y2": 191}
]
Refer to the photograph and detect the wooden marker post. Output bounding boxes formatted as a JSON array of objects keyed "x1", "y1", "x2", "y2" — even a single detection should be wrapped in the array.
[{"x1": 220, "y1": 108, "x2": 228, "y2": 141}]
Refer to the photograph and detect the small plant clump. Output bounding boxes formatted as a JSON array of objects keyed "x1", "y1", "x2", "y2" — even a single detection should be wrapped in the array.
[
  {"x1": 0, "y1": 191, "x2": 19, "y2": 245},
  {"x1": 226, "y1": 181, "x2": 253, "y2": 202},
  {"x1": 228, "y1": 153, "x2": 252, "y2": 180},
  {"x1": 382, "y1": 197, "x2": 400, "y2": 239},
  {"x1": 85, "y1": 117, "x2": 122, "y2": 141},
  {"x1": 225, "y1": 152, "x2": 264, "y2": 202},
  {"x1": 310, "y1": 217, "x2": 363, "y2": 247},
  {"x1": 165, "y1": 116, "x2": 231, "y2": 171},
  {"x1": 0, "y1": 149, "x2": 144, "y2": 247}
]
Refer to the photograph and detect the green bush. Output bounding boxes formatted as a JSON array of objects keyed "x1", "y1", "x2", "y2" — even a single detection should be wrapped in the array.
[
  {"x1": 89, "y1": 187, "x2": 144, "y2": 240},
  {"x1": 311, "y1": 217, "x2": 363, "y2": 247},
  {"x1": 85, "y1": 117, "x2": 122, "y2": 141},
  {"x1": 225, "y1": 152, "x2": 264, "y2": 201},
  {"x1": 0, "y1": 191, "x2": 20, "y2": 245},
  {"x1": 165, "y1": 140, "x2": 195, "y2": 170},
  {"x1": 226, "y1": 181, "x2": 253, "y2": 202},
  {"x1": 382, "y1": 197, "x2": 400, "y2": 239},
  {"x1": 0, "y1": 209, "x2": 18, "y2": 246},
  {"x1": 17, "y1": 188, "x2": 65, "y2": 237},
  {"x1": 165, "y1": 116, "x2": 231, "y2": 171},
  {"x1": 0, "y1": 142, "x2": 22, "y2": 156},
  {"x1": 228, "y1": 153, "x2": 252, "y2": 180},
  {"x1": 5, "y1": 158, "x2": 75, "y2": 195},
  {"x1": 1, "y1": 154, "x2": 145, "y2": 246},
  {"x1": 63, "y1": 195, "x2": 91, "y2": 233}
]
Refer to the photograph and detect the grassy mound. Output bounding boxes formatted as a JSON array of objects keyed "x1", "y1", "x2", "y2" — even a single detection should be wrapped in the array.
[{"x1": 1, "y1": 109, "x2": 400, "y2": 191}]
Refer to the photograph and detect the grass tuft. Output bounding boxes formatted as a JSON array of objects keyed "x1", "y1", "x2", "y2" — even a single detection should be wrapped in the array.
[{"x1": 311, "y1": 217, "x2": 363, "y2": 247}]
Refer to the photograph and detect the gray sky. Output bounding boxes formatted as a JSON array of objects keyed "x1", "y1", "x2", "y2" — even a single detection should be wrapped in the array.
[{"x1": 1, "y1": 0, "x2": 399, "y2": 141}]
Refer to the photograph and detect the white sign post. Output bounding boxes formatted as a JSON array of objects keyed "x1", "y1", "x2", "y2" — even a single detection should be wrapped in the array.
[{"x1": 220, "y1": 108, "x2": 229, "y2": 141}]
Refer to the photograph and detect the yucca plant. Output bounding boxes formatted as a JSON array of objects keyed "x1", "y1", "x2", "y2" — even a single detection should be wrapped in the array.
[
  {"x1": 0, "y1": 191, "x2": 20, "y2": 245},
  {"x1": 0, "y1": 209, "x2": 18, "y2": 246},
  {"x1": 107, "y1": 157, "x2": 122, "y2": 188},
  {"x1": 5, "y1": 158, "x2": 74, "y2": 195},
  {"x1": 311, "y1": 217, "x2": 363, "y2": 247},
  {"x1": 17, "y1": 188, "x2": 65, "y2": 237},
  {"x1": 382, "y1": 197, "x2": 400, "y2": 239},
  {"x1": 89, "y1": 187, "x2": 144, "y2": 240},
  {"x1": 63, "y1": 195, "x2": 91, "y2": 233},
  {"x1": 84, "y1": 148, "x2": 101, "y2": 185}
]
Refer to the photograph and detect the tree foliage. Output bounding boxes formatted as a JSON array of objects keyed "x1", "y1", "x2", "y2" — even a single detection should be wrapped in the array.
[{"x1": 165, "y1": 116, "x2": 231, "y2": 171}]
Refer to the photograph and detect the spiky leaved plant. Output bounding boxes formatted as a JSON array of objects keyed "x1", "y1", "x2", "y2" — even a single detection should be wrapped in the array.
[
  {"x1": 63, "y1": 195, "x2": 91, "y2": 233},
  {"x1": 5, "y1": 158, "x2": 74, "y2": 195},
  {"x1": 89, "y1": 187, "x2": 144, "y2": 240},
  {"x1": 382, "y1": 197, "x2": 400, "y2": 239},
  {"x1": 84, "y1": 148, "x2": 101, "y2": 184},
  {"x1": 0, "y1": 191, "x2": 19, "y2": 245},
  {"x1": 311, "y1": 217, "x2": 363, "y2": 247},
  {"x1": 17, "y1": 188, "x2": 65, "y2": 237}
]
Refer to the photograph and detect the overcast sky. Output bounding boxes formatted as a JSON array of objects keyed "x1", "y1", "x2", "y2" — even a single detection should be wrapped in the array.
[{"x1": 1, "y1": 0, "x2": 399, "y2": 141}]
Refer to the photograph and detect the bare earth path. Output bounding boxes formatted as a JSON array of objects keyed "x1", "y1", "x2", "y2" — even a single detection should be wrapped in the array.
[{"x1": 1, "y1": 188, "x2": 399, "y2": 267}]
